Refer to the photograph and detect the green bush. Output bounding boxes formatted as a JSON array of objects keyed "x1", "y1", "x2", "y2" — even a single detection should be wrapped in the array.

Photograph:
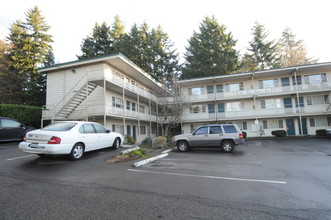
[
  {"x1": 152, "y1": 136, "x2": 167, "y2": 149},
  {"x1": 0, "y1": 104, "x2": 42, "y2": 128},
  {"x1": 271, "y1": 130, "x2": 287, "y2": 137},
  {"x1": 124, "y1": 135, "x2": 136, "y2": 145},
  {"x1": 315, "y1": 129, "x2": 327, "y2": 136},
  {"x1": 242, "y1": 131, "x2": 247, "y2": 139},
  {"x1": 140, "y1": 137, "x2": 152, "y2": 148}
]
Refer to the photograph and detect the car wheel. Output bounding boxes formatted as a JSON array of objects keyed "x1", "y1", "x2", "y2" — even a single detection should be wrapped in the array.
[
  {"x1": 177, "y1": 141, "x2": 189, "y2": 152},
  {"x1": 221, "y1": 141, "x2": 234, "y2": 153},
  {"x1": 69, "y1": 143, "x2": 84, "y2": 160},
  {"x1": 112, "y1": 138, "x2": 120, "y2": 150}
]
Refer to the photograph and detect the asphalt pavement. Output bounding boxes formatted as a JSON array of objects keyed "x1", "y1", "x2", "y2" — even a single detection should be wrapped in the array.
[{"x1": 0, "y1": 139, "x2": 331, "y2": 219}]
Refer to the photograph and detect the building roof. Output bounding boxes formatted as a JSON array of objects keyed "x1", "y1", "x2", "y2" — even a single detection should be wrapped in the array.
[
  {"x1": 39, "y1": 53, "x2": 169, "y2": 94},
  {"x1": 178, "y1": 62, "x2": 331, "y2": 86}
]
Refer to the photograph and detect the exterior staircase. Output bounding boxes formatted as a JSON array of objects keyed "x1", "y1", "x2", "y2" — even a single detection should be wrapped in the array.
[{"x1": 54, "y1": 82, "x2": 98, "y2": 119}]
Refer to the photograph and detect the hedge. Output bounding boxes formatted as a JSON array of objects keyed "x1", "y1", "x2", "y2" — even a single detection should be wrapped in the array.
[
  {"x1": 271, "y1": 130, "x2": 287, "y2": 137},
  {"x1": 0, "y1": 104, "x2": 42, "y2": 128}
]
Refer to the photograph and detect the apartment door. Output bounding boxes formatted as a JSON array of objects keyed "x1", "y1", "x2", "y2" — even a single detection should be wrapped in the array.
[
  {"x1": 298, "y1": 118, "x2": 308, "y2": 135},
  {"x1": 132, "y1": 125, "x2": 137, "y2": 140},
  {"x1": 127, "y1": 125, "x2": 131, "y2": 136},
  {"x1": 286, "y1": 119, "x2": 295, "y2": 135}
]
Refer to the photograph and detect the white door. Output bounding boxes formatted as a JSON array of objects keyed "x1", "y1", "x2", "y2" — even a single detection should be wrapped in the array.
[
  {"x1": 79, "y1": 123, "x2": 99, "y2": 151},
  {"x1": 93, "y1": 123, "x2": 114, "y2": 149}
]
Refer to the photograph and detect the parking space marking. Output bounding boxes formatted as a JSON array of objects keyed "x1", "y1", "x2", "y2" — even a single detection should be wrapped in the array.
[
  {"x1": 161, "y1": 158, "x2": 262, "y2": 164},
  {"x1": 6, "y1": 155, "x2": 36, "y2": 161},
  {"x1": 128, "y1": 169, "x2": 286, "y2": 184}
]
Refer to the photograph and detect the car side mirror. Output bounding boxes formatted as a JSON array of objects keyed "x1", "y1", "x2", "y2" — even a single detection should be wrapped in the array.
[{"x1": 107, "y1": 129, "x2": 111, "y2": 133}]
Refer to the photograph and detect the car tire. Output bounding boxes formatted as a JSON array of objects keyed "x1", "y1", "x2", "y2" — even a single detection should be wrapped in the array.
[
  {"x1": 177, "y1": 141, "x2": 189, "y2": 152},
  {"x1": 112, "y1": 138, "x2": 120, "y2": 150},
  {"x1": 221, "y1": 140, "x2": 234, "y2": 153},
  {"x1": 69, "y1": 143, "x2": 84, "y2": 160}
]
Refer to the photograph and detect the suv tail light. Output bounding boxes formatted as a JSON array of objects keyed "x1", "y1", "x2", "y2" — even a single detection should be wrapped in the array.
[
  {"x1": 23, "y1": 136, "x2": 27, "y2": 142},
  {"x1": 48, "y1": 136, "x2": 61, "y2": 144},
  {"x1": 239, "y1": 133, "x2": 244, "y2": 139}
]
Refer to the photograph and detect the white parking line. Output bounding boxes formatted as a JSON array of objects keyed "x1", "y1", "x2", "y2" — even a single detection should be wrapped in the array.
[
  {"x1": 6, "y1": 155, "x2": 36, "y2": 161},
  {"x1": 128, "y1": 169, "x2": 286, "y2": 184}
]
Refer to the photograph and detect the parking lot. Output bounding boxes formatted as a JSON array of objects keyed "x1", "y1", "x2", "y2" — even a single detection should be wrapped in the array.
[{"x1": 1, "y1": 138, "x2": 331, "y2": 219}]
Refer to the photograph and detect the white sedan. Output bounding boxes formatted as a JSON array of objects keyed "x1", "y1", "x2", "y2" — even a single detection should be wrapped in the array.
[{"x1": 19, "y1": 121, "x2": 124, "y2": 160}]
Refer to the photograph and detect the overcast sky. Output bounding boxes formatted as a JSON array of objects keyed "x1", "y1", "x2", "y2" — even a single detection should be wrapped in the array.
[{"x1": 1, "y1": 0, "x2": 330, "y2": 64}]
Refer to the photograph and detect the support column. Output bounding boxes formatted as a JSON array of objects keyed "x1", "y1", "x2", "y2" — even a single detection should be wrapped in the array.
[{"x1": 294, "y1": 69, "x2": 303, "y2": 135}]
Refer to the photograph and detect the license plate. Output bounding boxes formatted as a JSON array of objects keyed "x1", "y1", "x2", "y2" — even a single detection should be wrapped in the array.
[{"x1": 29, "y1": 143, "x2": 38, "y2": 148}]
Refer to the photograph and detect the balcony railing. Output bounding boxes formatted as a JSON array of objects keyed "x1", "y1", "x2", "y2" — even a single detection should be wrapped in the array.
[
  {"x1": 181, "y1": 105, "x2": 329, "y2": 121},
  {"x1": 187, "y1": 82, "x2": 331, "y2": 102},
  {"x1": 88, "y1": 71, "x2": 158, "y2": 102}
]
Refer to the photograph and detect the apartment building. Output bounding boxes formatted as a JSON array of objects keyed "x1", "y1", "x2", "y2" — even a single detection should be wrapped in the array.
[
  {"x1": 41, "y1": 53, "x2": 169, "y2": 143},
  {"x1": 178, "y1": 62, "x2": 331, "y2": 137},
  {"x1": 41, "y1": 53, "x2": 331, "y2": 140}
]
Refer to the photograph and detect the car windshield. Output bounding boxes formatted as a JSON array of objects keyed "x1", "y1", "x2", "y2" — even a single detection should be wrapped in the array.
[{"x1": 41, "y1": 122, "x2": 77, "y2": 131}]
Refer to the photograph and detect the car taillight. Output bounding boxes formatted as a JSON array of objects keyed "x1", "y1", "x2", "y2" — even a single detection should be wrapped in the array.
[
  {"x1": 23, "y1": 136, "x2": 26, "y2": 142},
  {"x1": 48, "y1": 136, "x2": 61, "y2": 144},
  {"x1": 239, "y1": 133, "x2": 244, "y2": 139}
]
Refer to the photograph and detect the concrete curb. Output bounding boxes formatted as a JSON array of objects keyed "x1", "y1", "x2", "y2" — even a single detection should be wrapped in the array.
[
  {"x1": 120, "y1": 147, "x2": 140, "y2": 155},
  {"x1": 132, "y1": 153, "x2": 169, "y2": 168}
]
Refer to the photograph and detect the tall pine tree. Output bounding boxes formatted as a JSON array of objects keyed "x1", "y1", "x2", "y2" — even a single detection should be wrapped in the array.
[
  {"x1": 241, "y1": 22, "x2": 280, "y2": 72},
  {"x1": 181, "y1": 16, "x2": 239, "y2": 79},
  {"x1": 279, "y1": 27, "x2": 318, "y2": 67},
  {"x1": 6, "y1": 6, "x2": 53, "y2": 106}
]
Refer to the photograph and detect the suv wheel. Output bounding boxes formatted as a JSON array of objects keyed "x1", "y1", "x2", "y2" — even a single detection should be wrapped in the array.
[
  {"x1": 221, "y1": 141, "x2": 234, "y2": 153},
  {"x1": 177, "y1": 141, "x2": 189, "y2": 152}
]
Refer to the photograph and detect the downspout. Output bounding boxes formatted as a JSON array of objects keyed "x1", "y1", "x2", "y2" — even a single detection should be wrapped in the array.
[{"x1": 294, "y1": 68, "x2": 304, "y2": 135}]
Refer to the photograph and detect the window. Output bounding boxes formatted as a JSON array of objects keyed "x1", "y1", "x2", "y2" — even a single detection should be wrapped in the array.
[
  {"x1": 295, "y1": 97, "x2": 304, "y2": 107},
  {"x1": 209, "y1": 126, "x2": 222, "y2": 134},
  {"x1": 208, "y1": 104, "x2": 215, "y2": 113},
  {"x1": 190, "y1": 124, "x2": 195, "y2": 132},
  {"x1": 225, "y1": 82, "x2": 243, "y2": 92},
  {"x1": 189, "y1": 87, "x2": 205, "y2": 95},
  {"x1": 307, "y1": 95, "x2": 328, "y2": 105},
  {"x1": 93, "y1": 124, "x2": 108, "y2": 133},
  {"x1": 79, "y1": 124, "x2": 95, "y2": 133},
  {"x1": 152, "y1": 126, "x2": 156, "y2": 134},
  {"x1": 236, "y1": 121, "x2": 247, "y2": 130},
  {"x1": 262, "y1": 120, "x2": 268, "y2": 129},
  {"x1": 328, "y1": 117, "x2": 331, "y2": 126},
  {"x1": 190, "y1": 105, "x2": 206, "y2": 114},
  {"x1": 193, "y1": 126, "x2": 208, "y2": 135},
  {"x1": 283, "y1": 98, "x2": 292, "y2": 108},
  {"x1": 126, "y1": 101, "x2": 131, "y2": 110},
  {"x1": 207, "y1": 86, "x2": 214, "y2": 94},
  {"x1": 223, "y1": 125, "x2": 237, "y2": 133},
  {"x1": 42, "y1": 122, "x2": 77, "y2": 131},
  {"x1": 259, "y1": 79, "x2": 279, "y2": 89},
  {"x1": 140, "y1": 126, "x2": 146, "y2": 135},
  {"x1": 112, "y1": 97, "x2": 123, "y2": 108},
  {"x1": 132, "y1": 102, "x2": 136, "y2": 111},
  {"x1": 281, "y1": 77, "x2": 290, "y2": 87},
  {"x1": 113, "y1": 124, "x2": 124, "y2": 134},
  {"x1": 216, "y1": 84, "x2": 223, "y2": 93},
  {"x1": 218, "y1": 103, "x2": 225, "y2": 113},
  {"x1": 304, "y1": 73, "x2": 327, "y2": 84},
  {"x1": 310, "y1": 117, "x2": 327, "y2": 127},
  {"x1": 1, "y1": 119, "x2": 21, "y2": 128},
  {"x1": 292, "y1": 75, "x2": 302, "y2": 85},
  {"x1": 261, "y1": 99, "x2": 282, "y2": 109},
  {"x1": 226, "y1": 102, "x2": 245, "y2": 112},
  {"x1": 278, "y1": 120, "x2": 283, "y2": 128},
  {"x1": 139, "y1": 104, "x2": 145, "y2": 113}
]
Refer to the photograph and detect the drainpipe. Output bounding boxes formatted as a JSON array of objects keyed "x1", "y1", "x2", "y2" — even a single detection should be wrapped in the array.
[{"x1": 294, "y1": 68, "x2": 304, "y2": 135}]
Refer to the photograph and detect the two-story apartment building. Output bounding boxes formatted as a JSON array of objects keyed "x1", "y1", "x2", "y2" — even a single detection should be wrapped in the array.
[
  {"x1": 41, "y1": 53, "x2": 169, "y2": 143},
  {"x1": 179, "y1": 63, "x2": 331, "y2": 137},
  {"x1": 41, "y1": 53, "x2": 331, "y2": 140}
]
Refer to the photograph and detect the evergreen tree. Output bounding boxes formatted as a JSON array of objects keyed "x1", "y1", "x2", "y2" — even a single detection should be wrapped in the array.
[
  {"x1": 241, "y1": 22, "x2": 280, "y2": 72},
  {"x1": 78, "y1": 22, "x2": 112, "y2": 59},
  {"x1": 279, "y1": 27, "x2": 318, "y2": 67},
  {"x1": 6, "y1": 6, "x2": 53, "y2": 106},
  {"x1": 181, "y1": 16, "x2": 239, "y2": 79},
  {"x1": 115, "y1": 23, "x2": 179, "y2": 85}
]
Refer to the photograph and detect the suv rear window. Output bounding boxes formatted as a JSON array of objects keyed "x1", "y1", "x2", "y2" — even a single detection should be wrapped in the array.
[
  {"x1": 209, "y1": 126, "x2": 222, "y2": 134},
  {"x1": 223, "y1": 125, "x2": 237, "y2": 133}
]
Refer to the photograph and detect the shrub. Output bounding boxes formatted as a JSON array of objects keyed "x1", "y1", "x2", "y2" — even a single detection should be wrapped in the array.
[
  {"x1": 315, "y1": 129, "x2": 327, "y2": 136},
  {"x1": 124, "y1": 135, "x2": 136, "y2": 145},
  {"x1": 152, "y1": 136, "x2": 167, "y2": 149},
  {"x1": 242, "y1": 131, "x2": 247, "y2": 139},
  {"x1": 0, "y1": 104, "x2": 42, "y2": 128},
  {"x1": 140, "y1": 137, "x2": 152, "y2": 148},
  {"x1": 271, "y1": 130, "x2": 287, "y2": 137}
]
